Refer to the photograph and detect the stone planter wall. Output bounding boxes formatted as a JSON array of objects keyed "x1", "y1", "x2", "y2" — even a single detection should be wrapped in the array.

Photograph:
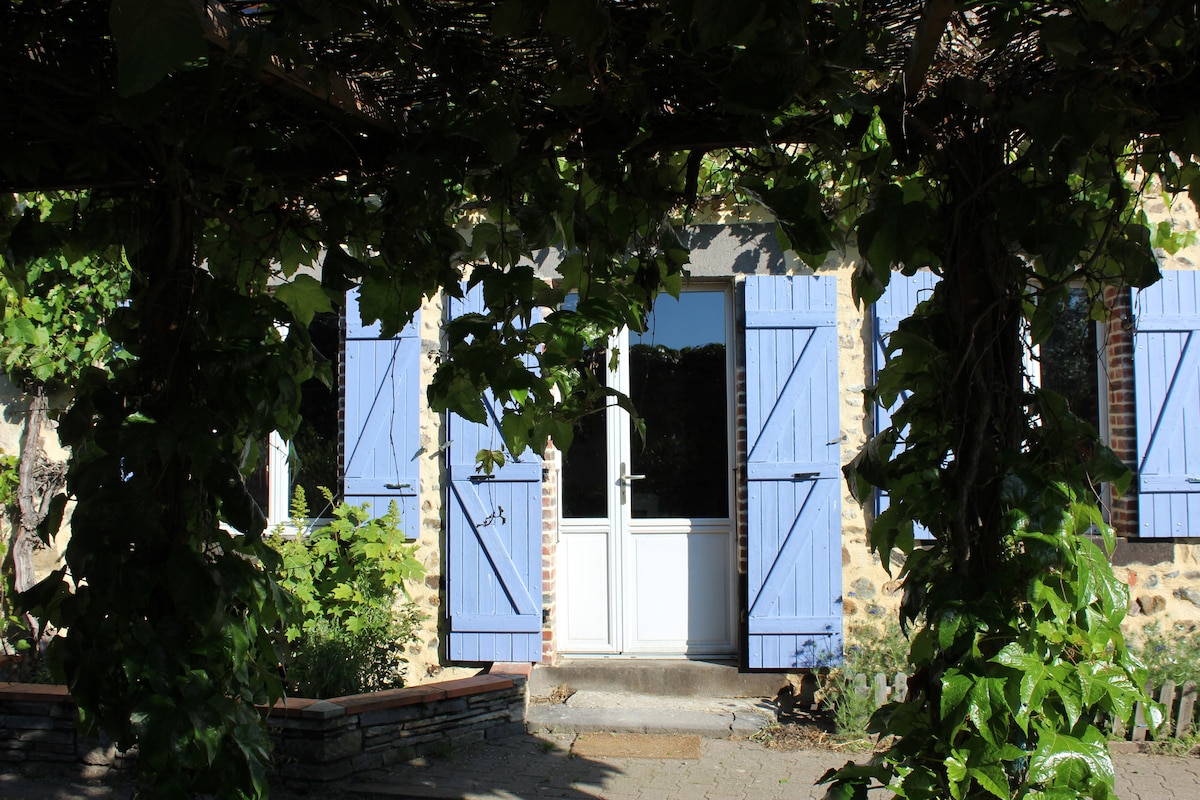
[
  {"x1": 0, "y1": 666, "x2": 527, "y2": 786},
  {"x1": 268, "y1": 671, "x2": 526, "y2": 786},
  {"x1": 0, "y1": 683, "x2": 133, "y2": 778}
]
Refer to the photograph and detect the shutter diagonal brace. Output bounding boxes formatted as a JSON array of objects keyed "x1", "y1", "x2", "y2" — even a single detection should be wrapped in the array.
[
  {"x1": 747, "y1": 480, "x2": 834, "y2": 621},
  {"x1": 344, "y1": 337, "x2": 411, "y2": 497},
  {"x1": 1140, "y1": 331, "x2": 1199, "y2": 480},
  {"x1": 748, "y1": 328, "x2": 818, "y2": 465}
]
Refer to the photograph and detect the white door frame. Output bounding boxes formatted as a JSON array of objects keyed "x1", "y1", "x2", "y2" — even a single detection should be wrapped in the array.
[{"x1": 557, "y1": 286, "x2": 737, "y2": 656}]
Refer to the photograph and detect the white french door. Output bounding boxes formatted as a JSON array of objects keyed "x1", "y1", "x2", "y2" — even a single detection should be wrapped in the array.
[{"x1": 557, "y1": 288, "x2": 736, "y2": 656}]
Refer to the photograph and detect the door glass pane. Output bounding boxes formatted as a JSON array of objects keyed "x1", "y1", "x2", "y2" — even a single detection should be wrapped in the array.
[
  {"x1": 561, "y1": 342, "x2": 610, "y2": 518},
  {"x1": 630, "y1": 291, "x2": 728, "y2": 519}
]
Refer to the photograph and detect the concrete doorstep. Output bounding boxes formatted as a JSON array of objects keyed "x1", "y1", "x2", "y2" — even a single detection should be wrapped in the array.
[{"x1": 525, "y1": 689, "x2": 774, "y2": 739}]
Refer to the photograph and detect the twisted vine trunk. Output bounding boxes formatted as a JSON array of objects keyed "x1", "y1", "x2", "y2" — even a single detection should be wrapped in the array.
[
  {"x1": 135, "y1": 185, "x2": 199, "y2": 549},
  {"x1": 937, "y1": 128, "x2": 1025, "y2": 593},
  {"x1": 12, "y1": 385, "x2": 66, "y2": 595}
]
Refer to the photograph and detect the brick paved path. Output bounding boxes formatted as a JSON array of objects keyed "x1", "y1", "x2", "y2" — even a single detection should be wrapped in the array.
[
  {"x1": 2, "y1": 733, "x2": 1197, "y2": 798},
  {"x1": 339, "y1": 733, "x2": 1200, "y2": 800}
]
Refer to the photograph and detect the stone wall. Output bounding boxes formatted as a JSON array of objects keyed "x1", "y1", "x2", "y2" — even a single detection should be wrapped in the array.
[
  {"x1": 829, "y1": 257, "x2": 900, "y2": 629},
  {"x1": 1116, "y1": 543, "x2": 1200, "y2": 639},
  {"x1": 838, "y1": 188, "x2": 1200, "y2": 646},
  {"x1": 1107, "y1": 189, "x2": 1200, "y2": 636},
  {"x1": 0, "y1": 683, "x2": 132, "y2": 779},
  {"x1": 394, "y1": 293, "x2": 479, "y2": 684},
  {"x1": 268, "y1": 671, "x2": 526, "y2": 787},
  {"x1": 0, "y1": 669, "x2": 526, "y2": 786}
]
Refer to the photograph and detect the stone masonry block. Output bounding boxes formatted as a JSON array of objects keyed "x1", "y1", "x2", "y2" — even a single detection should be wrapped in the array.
[
  {"x1": 356, "y1": 703, "x2": 433, "y2": 728},
  {"x1": 350, "y1": 751, "x2": 389, "y2": 773},
  {"x1": 278, "y1": 757, "x2": 354, "y2": 784}
]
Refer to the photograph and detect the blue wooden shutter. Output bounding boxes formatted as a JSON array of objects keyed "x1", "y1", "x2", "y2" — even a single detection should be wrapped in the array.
[
  {"x1": 447, "y1": 286, "x2": 544, "y2": 662},
  {"x1": 343, "y1": 289, "x2": 421, "y2": 540},
  {"x1": 1134, "y1": 270, "x2": 1200, "y2": 538},
  {"x1": 745, "y1": 275, "x2": 843, "y2": 668},
  {"x1": 873, "y1": 272, "x2": 939, "y2": 540}
]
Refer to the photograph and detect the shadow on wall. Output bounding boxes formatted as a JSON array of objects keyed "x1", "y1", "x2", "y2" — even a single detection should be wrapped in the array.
[{"x1": 682, "y1": 225, "x2": 789, "y2": 276}]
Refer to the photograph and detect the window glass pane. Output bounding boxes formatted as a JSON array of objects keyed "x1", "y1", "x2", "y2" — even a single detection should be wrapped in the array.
[
  {"x1": 291, "y1": 311, "x2": 341, "y2": 515},
  {"x1": 1039, "y1": 288, "x2": 1100, "y2": 431},
  {"x1": 630, "y1": 291, "x2": 728, "y2": 519},
  {"x1": 246, "y1": 441, "x2": 271, "y2": 517}
]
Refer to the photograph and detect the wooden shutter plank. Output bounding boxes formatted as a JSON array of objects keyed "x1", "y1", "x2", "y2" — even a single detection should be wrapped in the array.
[
  {"x1": 1135, "y1": 271, "x2": 1200, "y2": 538},
  {"x1": 873, "y1": 272, "x2": 939, "y2": 540},
  {"x1": 1138, "y1": 332, "x2": 1200, "y2": 489},
  {"x1": 447, "y1": 479, "x2": 540, "y2": 622},
  {"x1": 745, "y1": 275, "x2": 843, "y2": 669},
  {"x1": 446, "y1": 285, "x2": 544, "y2": 662},
  {"x1": 343, "y1": 289, "x2": 421, "y2": 539}
]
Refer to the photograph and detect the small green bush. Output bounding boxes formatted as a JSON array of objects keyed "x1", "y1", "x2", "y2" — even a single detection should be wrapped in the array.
[
  {"x1": 268, "y1": 488, "x2": 425, "y2": 698},
  {"x1": 1130, "y1": 621, "x2": 1200, "y2": 688},
  {"x1": 818, "y1": 617, "x2": 911, "y2": 741},
  {"x1": 1125, "y1": 622, "x2": 1200, "y2": 752},
  {"x1": 0, "y1": 452, "x2": 46, "y2": 682}
]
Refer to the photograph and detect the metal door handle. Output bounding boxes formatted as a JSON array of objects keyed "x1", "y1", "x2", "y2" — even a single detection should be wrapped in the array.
[
  {"x1": 793, "y1": 472, "x2": 820, "y2": 480},
  {"x1": 622, "y1": 474, "x2": 646, "y2": 482}
]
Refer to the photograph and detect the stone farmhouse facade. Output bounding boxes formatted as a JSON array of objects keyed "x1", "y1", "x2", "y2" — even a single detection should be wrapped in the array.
[
  {"x1": 3, "y1": 198, "x2": 1200, "y2": 683},
  {"x1": 327, "y1": 203, "x2": 1200, "y2": 680}
]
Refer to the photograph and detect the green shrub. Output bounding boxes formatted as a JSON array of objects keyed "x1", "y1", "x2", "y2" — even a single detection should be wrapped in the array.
[
  {"x1": 818, "y1": 617, "x2": 911, "y2": 741},
  {"x1": 0, "y1": 452, "x2": 44, "y2": 682},
  {"x1": 1130, "y1": 622, "x2": 1200, "y2": 689},
  {"x1": 268, "y1": 488, "x2": 425, "y2": 698}
]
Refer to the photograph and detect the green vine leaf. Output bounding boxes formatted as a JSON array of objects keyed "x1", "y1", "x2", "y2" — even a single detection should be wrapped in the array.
[
  {"x1": 272, "y1": 275, "x2": 333, "y2": 326},
  {"x1": 1028, "y1": 724, "x2": 1113, "y2": 792},
  {"x1": 109, "y1": 0, "x2": 208, "y2": 96}
]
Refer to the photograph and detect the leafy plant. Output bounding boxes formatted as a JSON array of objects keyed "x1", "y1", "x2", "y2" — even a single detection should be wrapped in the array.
[
  {"x1": 828, "y1": 287, "x2": 1155, "y2": 800},
  {"x1": 5, "y1": 2, "x2": 1200, "y2": 797},
  {"x1": 0, "y1": 452, "x2": 47, "y2": 681},
  {"x1": 1130, "y1": 622, "x2": 1200, "y2": 693},
  {"x1": 269, "y1": 488, "x2": 425, "y2": 698},
  {"x1": 0, "y1": 453, "x2": 17, "y2": 510},
  {"x1": 0, "y1": 192, "x2": 128, "y2": 686},
  {"x1": 1124, "y1": 623, "x2": 1200, "y2": 753},
  {"x1": 818, "y1": 620, "x2": 911, "y2": 742},
  {"x1": 0, "y1": 193, "x2": 130, "y2": 388}
]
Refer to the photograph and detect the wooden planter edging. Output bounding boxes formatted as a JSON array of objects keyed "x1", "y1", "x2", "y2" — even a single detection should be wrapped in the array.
[{"x1": 0, "y1": 665, "x2": 529, "y2": 786}]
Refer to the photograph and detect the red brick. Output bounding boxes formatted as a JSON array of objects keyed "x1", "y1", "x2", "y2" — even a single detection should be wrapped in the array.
[
  {"x1": 0, "y1": 683, "x2": 71, "y2": 703},
  {"x1": 489, "y1": 662, "x2": 531, "y2": 678},
  {"x1": 439, "y1": 675, "x2": 513, "y2": 699},
  {"x1": 327, "y1": 685, "x2": 447, "y2": 714},
  {"x1": 258, "y1": 696, "x2": 325, "y2": 719}
]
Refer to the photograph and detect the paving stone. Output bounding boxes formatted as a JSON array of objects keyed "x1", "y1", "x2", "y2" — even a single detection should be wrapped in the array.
[{"x1": 1, "y1": 728, "x2": 1200, "y2": 798}]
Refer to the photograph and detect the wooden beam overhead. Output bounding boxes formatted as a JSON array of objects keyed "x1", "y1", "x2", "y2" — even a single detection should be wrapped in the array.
[{"x1": 194, "y1": 0, "x2": 395, "y2": 132}]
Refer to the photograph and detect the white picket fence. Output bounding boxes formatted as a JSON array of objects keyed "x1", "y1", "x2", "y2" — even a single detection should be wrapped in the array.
[{"x1": 851, "y1": 672, "x2": 1199, "y2": 741}]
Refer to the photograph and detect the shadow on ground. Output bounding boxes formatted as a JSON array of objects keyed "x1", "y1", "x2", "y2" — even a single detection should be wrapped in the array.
[{"x1": 283, "y1": 730, "x2": 625, "y2": 799}]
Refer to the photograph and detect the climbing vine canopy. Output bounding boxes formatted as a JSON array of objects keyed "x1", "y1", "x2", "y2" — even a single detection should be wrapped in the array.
[{"x1": 2, "y1": 1, "x2": 1200, "y2": 797}]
